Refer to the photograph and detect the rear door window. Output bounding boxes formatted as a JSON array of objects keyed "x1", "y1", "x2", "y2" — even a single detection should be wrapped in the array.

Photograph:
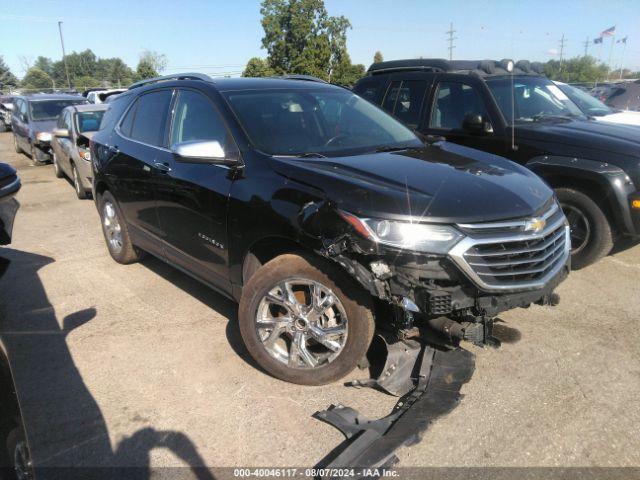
[
  {"x1": 430, "y1": 81, "x2": 489, "y2": 130},
  {"x1": 382, "y1": 81, "x2": 401, "y2": 113},
  {"x1": 129, "y1": 90, "x2": 173, "y2": 147},
  {"x1": 392, "y1": 80, "x2": 428, "y2": 129}
]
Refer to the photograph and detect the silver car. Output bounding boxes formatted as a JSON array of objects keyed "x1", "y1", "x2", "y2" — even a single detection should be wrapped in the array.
[{"x1": 51, "y1": 104, "x2": 108, "y2": 199}]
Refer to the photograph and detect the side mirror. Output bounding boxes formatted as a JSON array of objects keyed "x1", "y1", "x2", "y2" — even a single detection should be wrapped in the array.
[
  {"x1": 462, "y1": 113, "x2": 493, "y2": 135},
  {"x1": 171, "y1": 140, "x2": 237, "y2": 165},
  {"x1": 53, "y1": 128, "x2": 70, "y2": 138}
]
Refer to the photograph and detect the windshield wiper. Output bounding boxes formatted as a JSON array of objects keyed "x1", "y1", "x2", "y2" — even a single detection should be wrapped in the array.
[
  {"x1": 278, "y1": 152, "x2": 327, "y2": 158},
  {"x1": 374, "y1": 145, "x2": 422, "y2": 153},
  {"x1": 532, "y1": 113, "x2": 580, "y2": 122}
]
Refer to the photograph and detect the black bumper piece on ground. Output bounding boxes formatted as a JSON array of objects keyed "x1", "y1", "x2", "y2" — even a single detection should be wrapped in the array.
[{"x1": 313, "y1": 346, "x2": 475, "y2": 471}]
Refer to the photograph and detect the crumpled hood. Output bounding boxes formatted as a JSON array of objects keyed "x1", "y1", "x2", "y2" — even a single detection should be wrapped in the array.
[
  {"x1": 268, "y1": 142, "x2": 553, "y2": 224},
  {"x1": 515, "y1": 118, "x2": 640, "y2": 159},
  {"x1": 31, "y1": 119, "x2": 57, "y2": 134}
]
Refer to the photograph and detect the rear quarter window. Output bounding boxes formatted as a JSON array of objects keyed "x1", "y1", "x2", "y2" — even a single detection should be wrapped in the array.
[{"x1": 353, "y1": 78, "x2": 385, "y2": 104}]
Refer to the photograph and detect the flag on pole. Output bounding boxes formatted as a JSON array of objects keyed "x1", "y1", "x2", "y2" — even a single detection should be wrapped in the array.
[
  {"x1": 594, "y1": 37, "x2": 603, "y2": 44},
  {"x1": 601, "y1": 26, "x2": 616, "y2": 37},
  {"x1": 617, "y1": 36, "x2": 628, "y2": 44}
]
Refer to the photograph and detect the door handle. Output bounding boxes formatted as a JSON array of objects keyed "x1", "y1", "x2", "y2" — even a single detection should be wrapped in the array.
[{"x1": 153, "y1": 162, "x2": 171, "y2": 173}]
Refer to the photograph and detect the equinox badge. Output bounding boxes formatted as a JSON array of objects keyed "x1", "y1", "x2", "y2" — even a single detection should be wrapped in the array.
[{"x1": 524, "y1": 217, "x2": 546, "y2": 233}]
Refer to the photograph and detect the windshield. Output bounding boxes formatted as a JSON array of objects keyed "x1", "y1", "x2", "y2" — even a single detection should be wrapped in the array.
[
  {"x1": 76, "y1": 110, "x2": 106, "y2": 133},
  {"x1": 223, "y1": 89, "x2": 421, "y2": 156},
  {"x1": 485, "y1": 76, "x2": 584, "y2": 123},
  {"x1": 556, "y1": 83, "x2": 613, "y2": 116},
  {"x1": 29, "y1": 100, "x2": 86, "y2": 121}
]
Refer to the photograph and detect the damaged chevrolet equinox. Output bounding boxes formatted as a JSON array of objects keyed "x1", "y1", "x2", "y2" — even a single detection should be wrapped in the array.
[{"x1": 91, "y1": 74, "x2": 570, "y2": 385}]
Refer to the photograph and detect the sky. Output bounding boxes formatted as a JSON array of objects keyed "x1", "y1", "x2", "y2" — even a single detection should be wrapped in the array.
[{"x1": 1, "y1": 0, "x2": 639, "y2": 79}]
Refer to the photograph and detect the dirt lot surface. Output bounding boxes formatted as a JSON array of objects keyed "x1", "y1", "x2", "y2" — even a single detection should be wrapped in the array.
[{"x1": 1, "y1": 130, "x2": 639, "y2": 475}]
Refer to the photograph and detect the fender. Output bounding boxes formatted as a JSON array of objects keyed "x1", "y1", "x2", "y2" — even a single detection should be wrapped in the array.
[{"x1": 526, "y1": 155, "x2": 638, "y2": 235}]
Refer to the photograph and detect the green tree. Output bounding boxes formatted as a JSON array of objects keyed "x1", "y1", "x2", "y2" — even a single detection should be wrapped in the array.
[
  {"x1": 243, "y1": 57, "x2": 276, "y2": 77},
  {"x1": 33, "y1": 56, "x2": 54, "y2": 77},
  {"x1": 139, "y1": 50, "x2": 167, "y2": 74},
  {"x1": 0, "y1": 56, "x2": 19, "y2": 89},
  {"x1": 109, "y1": 58, "x2": 134, "y2": 87},
  {"x1": 373, "y1": 51, "x2": 383, "y2": 64},
  {"x1": 21, "y1": 67, "x2": 53, "y2": 91},
  {"x1": 135, "y1": 60, "x2": 158, "y2": 81},
  {"x1": 74, "y1": 75, "x2": 100, "y2": 90},
  {"x1": 259, "y1": 0, "x2": 361, "y2": 83},
  {"x1": 544, "y1": 55, "x2": 609, "y2": 83}
]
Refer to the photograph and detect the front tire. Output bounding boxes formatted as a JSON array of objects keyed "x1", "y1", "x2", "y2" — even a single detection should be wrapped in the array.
[
  {"x1": 13, "y1": 135, "x2": 22, "y2": 154},
  {"x1": 98, "y1": 191, "x2": 143, "y2": 264},
  {"x1": 72, "y1": 163, "x2": 87, "y2": 199},
  {"x1": 556, "y1": 187, "x2": 613, "y2": 269},
  {"x1": 239, "y1": 253, "x2": 374, "y2": 385},
  {"x1": 30, "y1": 145, "x2": 49, "y2": 165},
  {"x1": 52, "y1": 152, "x2": 64, "y2": 178},
  {"x1": 6, "y1": 425, "x2": 34, "y2": 480}
]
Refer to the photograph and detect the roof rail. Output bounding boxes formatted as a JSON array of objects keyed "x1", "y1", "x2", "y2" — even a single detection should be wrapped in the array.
[
  {"x1": 278, "y1": 74, "x2": 328, "y2": 83},
  {"x1": 128, "y1": 72, "x2": 213, "y2": 90}
]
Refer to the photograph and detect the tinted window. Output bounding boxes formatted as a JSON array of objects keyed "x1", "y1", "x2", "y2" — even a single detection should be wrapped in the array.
[
  {"x1": 223, "y1": 89, "x2": 420, "y2": 156},
  {"x1": 129, "y1": 90, "x2": 172, "y2": 147},
  {"x1": 392, "y1": 81, "x2": 428, "y2": 128},
  {"x1": 77, "y1": 110, "x2": 106, "y2": 133},
  {"x1": 430, "y1": 82, "x2": 489, "y2": 130},
  {"x1": 382, "y1": 81, "x2": 401, "y2": 113},
  {"x1": 29, "y1": 100, "x2": 86, "y2": 121},
  {"x1": 170, "y1": 90, "x2": 234, "y2": 153},
  {"x1": 118, "y1": 100, "x2": 137, "y2": 136},
  {"x1": 354, "y1": 79, "x2": 385, "y2": 103}
]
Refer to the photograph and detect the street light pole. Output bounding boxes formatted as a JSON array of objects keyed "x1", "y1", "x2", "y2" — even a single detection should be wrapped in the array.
[{"x1": 58, "y1": 21, "x2": 71, "y2": 90}]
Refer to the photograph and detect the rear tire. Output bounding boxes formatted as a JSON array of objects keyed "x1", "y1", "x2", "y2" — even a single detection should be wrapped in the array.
[
  {"x1": 556, "y1": 187, "x2": 613, "y2": 269},
  {"x1": 239, "y1": 253, "x2": 375, "y2": 385},
  {"x1": 0, "y1": 123, "x2": 7, "y2": 133},
  {"x1": 98, "y1": 190, "x2": 143, "y2": 264}
]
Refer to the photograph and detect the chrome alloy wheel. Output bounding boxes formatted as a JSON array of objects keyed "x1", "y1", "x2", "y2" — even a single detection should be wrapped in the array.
[
  {"x1": 102, "y1": 201, "x2": 123, "y2": 253},
  {"x1": 73, "y1": 165, "x2": 81, "y2": 195},
  {"x1": 14, "y1": 439, "x2": 33, "y2": 480},
  {"x1": 563, "y1": 204, "x2": 591, "y2": 254},
  {"x1": 255, "y1": 279, "x2": 348, "y2": 369}
]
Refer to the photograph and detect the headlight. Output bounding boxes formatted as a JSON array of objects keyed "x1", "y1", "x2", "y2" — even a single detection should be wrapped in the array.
[
  {"x1": 79, "y1": 149, "x2": 91, "y2": 161},
  {"x1": 36, "y1": 131, "x2": 52, "y2": 142},
  {"x1": 339, "y1": 211, "x2": 464, "y2": 254}
]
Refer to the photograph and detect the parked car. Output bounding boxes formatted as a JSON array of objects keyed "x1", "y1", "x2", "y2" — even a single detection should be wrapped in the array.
[
  {"x1": 604, "y1": 81, "x2": 640, "y2": 111},
  {"x1": 11, "y1": 94, "x2": 87, "y2": 164},
  {"x1": 51, "y1": 104, "x2": 108, "y2": 199},
  {"x1": 0, "y1": 95, "x2": 14, "y2": 132},
  {"x1": 91, "y1": 73, "x2": 569, "y2": 385},
  {"x1": 0, "y1": 166, "x2": 31, "y2": 480},
  {"x1": 354, "y1": 59, "x2": 640, "y2": 269},
  {"x1": 555, "y1": 81, "x2": 640, "y2": 126},
  {"x1": 0, "y1": 162, "x2": 20, "y2": 247}
]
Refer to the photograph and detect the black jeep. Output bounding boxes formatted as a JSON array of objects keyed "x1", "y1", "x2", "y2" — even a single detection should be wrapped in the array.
[
  {"x1": 91, "y1": 73, "x2": 569, "y2": 385},
  {"x1": 354, "y1": 59, "x2": 640, "y2": 269}
]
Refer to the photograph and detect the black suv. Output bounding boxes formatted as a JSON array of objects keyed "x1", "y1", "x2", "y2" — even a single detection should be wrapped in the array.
[
  {"x1": 92, "y1": 73, "x2": 569, "y2": 385},
  {"x1": 354, "y1": 59, "x2": 640, "y2": 269}
]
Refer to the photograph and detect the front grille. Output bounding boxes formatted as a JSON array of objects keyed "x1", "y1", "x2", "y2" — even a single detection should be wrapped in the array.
[{"x1": 450, "y1": 203, "x2": 570, "y2": 291}]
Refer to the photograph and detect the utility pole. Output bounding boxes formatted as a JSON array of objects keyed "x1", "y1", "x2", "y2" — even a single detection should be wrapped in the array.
[
  {"x1": 57, "y1": 21, "x2": 71, "y2": 90},
  {"x1": 446, "y1": 22, "x2": 457, "y2": 61},
  {"x1": 559, "y1": 34, "x2": 566, "y2": 71},
  {"x1": 583, "y1": 37, "x2": 589, "y2": 57}
]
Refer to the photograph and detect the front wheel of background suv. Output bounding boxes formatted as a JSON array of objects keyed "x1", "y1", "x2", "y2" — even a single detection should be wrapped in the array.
[
  {"x1": 238, "y1": 253, "x2": 375, "y2": 385},
  {"x1": 12, "y1": 135, "x2": 22, "y2": 154},
  {"x1": 556, "y1": 187, "x2": 614, "y2": 269},
  {"x1": 98, "y1": 191, "x2": 144, "y2": 264}
]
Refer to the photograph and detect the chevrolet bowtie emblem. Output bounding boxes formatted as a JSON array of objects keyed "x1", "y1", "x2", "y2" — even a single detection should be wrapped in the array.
[{"x1": 524, "y1": 217, "x2": 546, "y2": 233}]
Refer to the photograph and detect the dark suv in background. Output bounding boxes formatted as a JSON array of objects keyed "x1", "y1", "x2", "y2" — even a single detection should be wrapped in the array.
[
  {"x1": 11, "y1": 94, "x2": 87, "y2": 164},
  {"x1": 91, "y1": 73, "x2": 569, "y2": 386},
  {"x1": 354, "y1": 59, "x2": 640, "y2": 269}
]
